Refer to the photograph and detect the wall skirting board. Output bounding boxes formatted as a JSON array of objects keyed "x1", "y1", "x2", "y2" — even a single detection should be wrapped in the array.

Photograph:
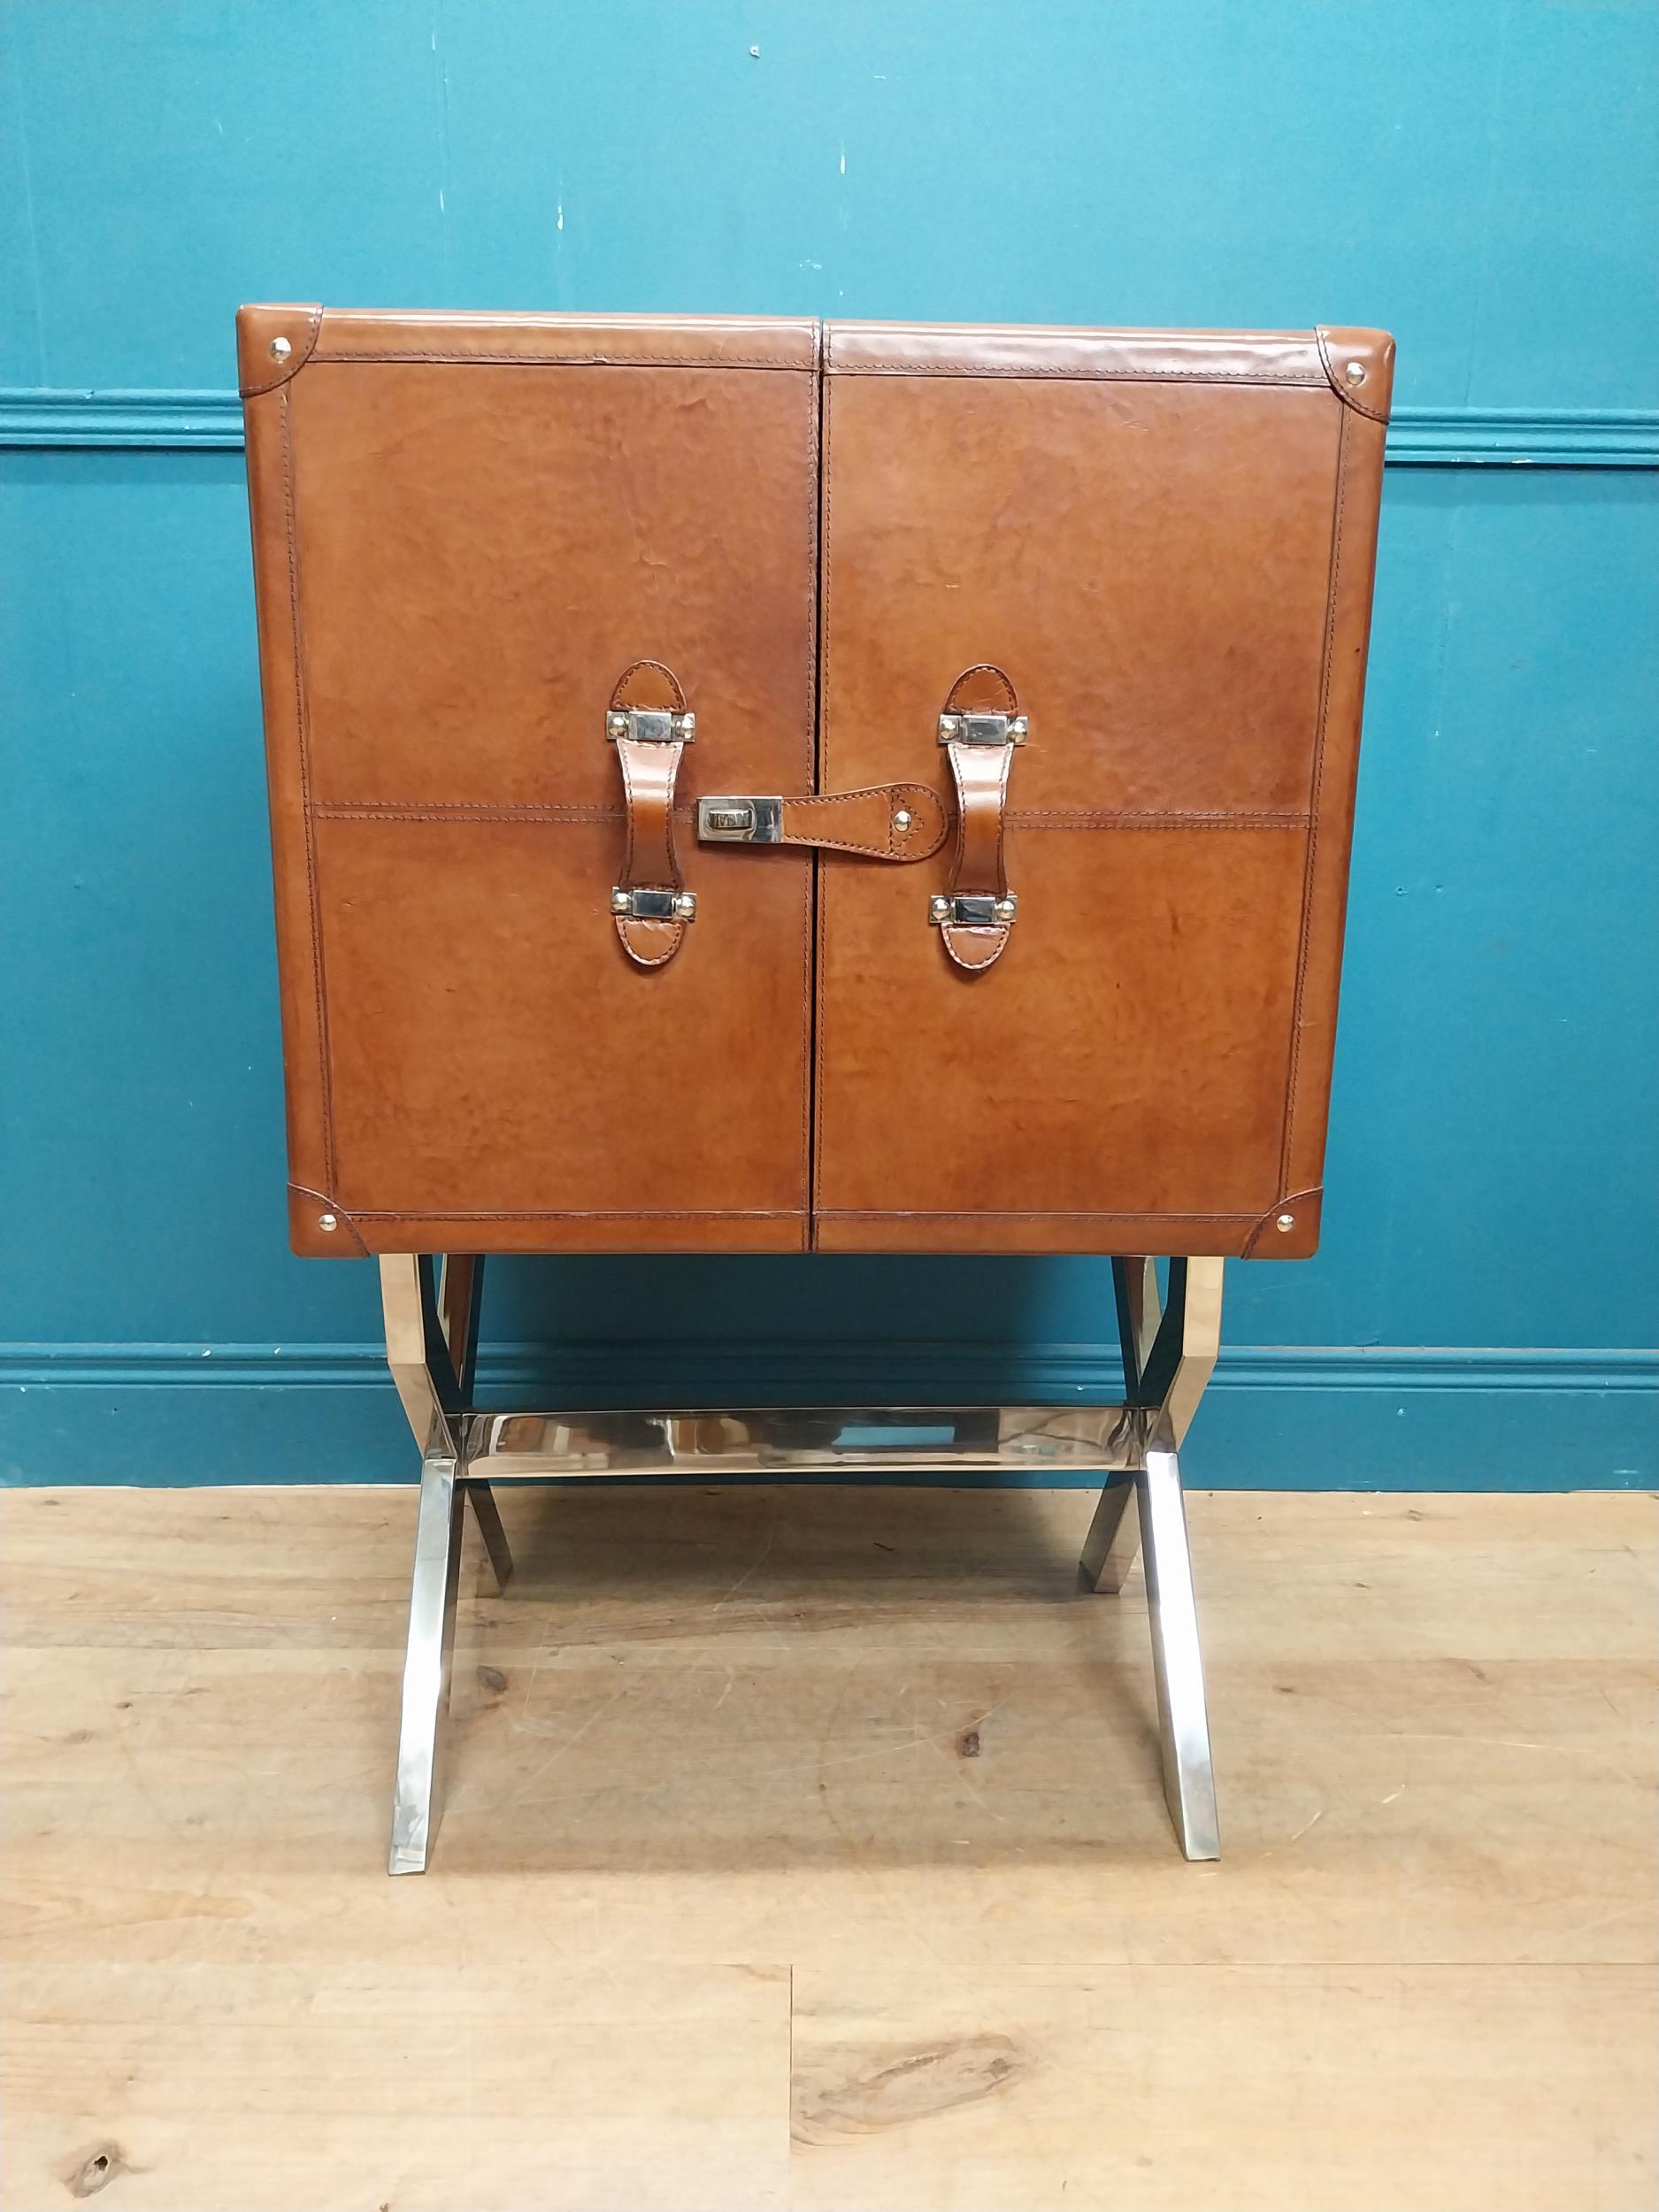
[
  {"x1": 1, "y1": 1344, "x2": 1652, "y2": 1489},
  {"x1": 1, "y1": 388, "x2": 1656, "y2": 466}
]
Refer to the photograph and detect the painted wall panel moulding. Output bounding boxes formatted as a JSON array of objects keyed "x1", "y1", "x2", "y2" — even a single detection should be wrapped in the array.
[
  {"x1": 1, "y1": 1343, "x2": 1653, "y2": 1489},
  {"x1": 1, "y1": 388, "x2": 1656, "y2": 468}
]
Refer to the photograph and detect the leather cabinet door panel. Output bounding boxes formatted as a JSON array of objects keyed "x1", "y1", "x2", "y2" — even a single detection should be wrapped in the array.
[
  {"x1": 812, "y1": 322, "x2": 1391, "y2": 1256},
  {"x1": 241, "y1": 309, "x2": 819, "y2": 1256}
]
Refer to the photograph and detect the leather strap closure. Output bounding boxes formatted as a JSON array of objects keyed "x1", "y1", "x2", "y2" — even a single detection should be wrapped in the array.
[
  {"x1": 606, "y1": 660, "x2": 695, "y2": 970},
  {"x1": 697, "y1": 782, "x2": 947, "y2": 861},
  {"x1": 934, "y1": 664, "x2": 1025, "y2": 972}
]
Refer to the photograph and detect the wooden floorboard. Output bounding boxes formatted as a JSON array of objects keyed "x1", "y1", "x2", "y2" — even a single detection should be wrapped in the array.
[{"x1": 1, "y1": 1485, "x2": 1654, "y2": 2210}]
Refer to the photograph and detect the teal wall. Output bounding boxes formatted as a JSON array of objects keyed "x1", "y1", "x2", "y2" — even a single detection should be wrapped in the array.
[{"x1": 4, "y1": 3, "x2": 1655, "y2": 1487}]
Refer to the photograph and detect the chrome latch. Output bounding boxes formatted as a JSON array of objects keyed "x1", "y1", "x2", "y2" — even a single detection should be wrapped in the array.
[
  {"x1": 605, "y1": 708, "x2": 695, "y2": 744},
  {"x1": 938, "y1": 712, "x2": 1027, "y2": 748},
  {"x1": 929, "y1": 893, "x2": 1018, "y2": 927},
  {"x1": 696, "y1": 795, "x2": 783, "y2": 843},
  {"x1": 611, "y1": 887, "x2": 696, "y2": 921}
]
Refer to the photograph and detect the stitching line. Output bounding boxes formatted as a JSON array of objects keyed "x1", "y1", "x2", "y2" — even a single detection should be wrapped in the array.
[
  {"x1": 349, "y1": 1208, "x2": 804, "y2": 1221},
  {"x1": 313, "y1": 350, "x2": 809, "y2": 373},
  {"x1": 783, "y1": 785, "x2": 943, "y2": 857},
  {"x1": 615, "y1": 917, "x2": 683, "y2": 968},
  {"x1": 813, "y1": 373, "x2": 834, "y2": 1221},
  {"x1": 1280, "y1": 409, "x2": 1349, "y2": 1195},
  {"x1": 800, "y1": 335, "x2": 819, "y2": 1233},
  {"x1": 1008, "y1": 810, "x2": 1307, "y2": 830},
  {"x1": 280, "y1": 385, "x2": 335, "y2": 1194},
  {"x1": 315, "y1": 802, "x2": 624, "y2": 822},
  {"x1": 818, "y1": 1209, "x2": 1260, "y2": 1223},
  {"x1": 310, "y1": 801, "x2": 1306, "y2": 828},
  {"x1": 828, "y1": 363, "x2": 1328, "y2": 386}
]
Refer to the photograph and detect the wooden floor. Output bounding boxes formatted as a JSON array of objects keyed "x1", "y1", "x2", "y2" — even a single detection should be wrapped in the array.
[{"x1": 1, "y1": 1483, "x2": 1654, "y2": 2212}]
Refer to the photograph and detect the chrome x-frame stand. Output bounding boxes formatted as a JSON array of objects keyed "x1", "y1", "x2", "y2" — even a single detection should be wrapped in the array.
[{"x1": 381, "y1": 1252, "x2": 1225, "y2": 1875}]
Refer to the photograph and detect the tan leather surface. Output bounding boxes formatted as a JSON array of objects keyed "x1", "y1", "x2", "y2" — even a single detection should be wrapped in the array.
[{"x1": 242, "y1": 307, "x2": 1388, "y2": 1259}]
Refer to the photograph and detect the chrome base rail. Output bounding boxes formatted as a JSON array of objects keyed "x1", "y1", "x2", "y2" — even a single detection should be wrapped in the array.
[{"x1": 380, "y1": 1252, "x2": 1225, "y2": 1874}]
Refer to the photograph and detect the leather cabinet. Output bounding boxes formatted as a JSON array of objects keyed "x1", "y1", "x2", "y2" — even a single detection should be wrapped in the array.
[{"x1": 239, "y1": 307, "x2": 1393, "y2": 1263}]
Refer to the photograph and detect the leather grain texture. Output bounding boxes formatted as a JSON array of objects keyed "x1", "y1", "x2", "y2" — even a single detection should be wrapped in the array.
[{"x1": 242, "y1": 307, "x2": 1390, "y2": 1258}]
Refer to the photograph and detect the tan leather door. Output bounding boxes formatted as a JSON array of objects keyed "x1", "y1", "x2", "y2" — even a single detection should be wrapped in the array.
[
  {"x1": 810, "y1": 322, "x2": 1390, "y2": 1256},
  {"x1": 243, "y1": 311, "x2": 820, "y2": 1254}
]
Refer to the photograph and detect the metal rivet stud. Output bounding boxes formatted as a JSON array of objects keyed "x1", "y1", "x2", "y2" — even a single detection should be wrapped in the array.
[
  {"x1": 994, "y1": 898, "x2": 1016, "y2": 921},
  {"x1": 1276, "y1": 1212, "x2": 1295, "y2": 1232},
  {"x1": 269, "y1": 335, "x2": 292, "y2": 362},
  {"x1": 318, "y1": 1212, "x2": 337, "y2": 1233},
  {"x1": 611, "y1": 889, "x2": 630, "y2": 913},
  {"x1": 672, "y1": 893, "x2": 695, "y2": 918},
  {"x1": 930, "y1": 895, "x2": 951, "y2": 920},
  {"x1": 939, "y1": 715, "x2": 960, "y2": 735},
  {"x1": 893, "y1": 809, "x2": 913, "y2": 832},
  {"x1": 1344, "y1": 359, "x2": 1366, "y2": 385}
]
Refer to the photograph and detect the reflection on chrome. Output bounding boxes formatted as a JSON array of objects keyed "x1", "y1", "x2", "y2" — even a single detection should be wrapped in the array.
[{"x1": 465, "y1": 1402, "x2": 1148, "y2": 1479}]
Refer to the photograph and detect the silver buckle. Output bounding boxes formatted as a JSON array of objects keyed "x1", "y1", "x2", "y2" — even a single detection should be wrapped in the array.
[
  {"x1": 605, "y1": 709, "x2": 695, "y2": 744},
  {"x1": 929, "y1": 893, "x2": 1017, "y2": 927},
  {"x1": 611, "y1": 887, "x2": 695, "y2": 921},
  {"x1": 696, "y1": 795, "x2": 783, "y2": 843},
  {"x1": 938, "y1": 712, "x2": 1027, "y2": 748}
]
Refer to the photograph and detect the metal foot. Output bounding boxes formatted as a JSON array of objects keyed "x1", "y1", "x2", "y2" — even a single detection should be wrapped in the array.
[
  {"x1": 388, "y1": 1431, "x2": 465, "y2": 1875},
  {"x1": 1138, "y1": 1434, "x2": 1219, "y2": 1860}
]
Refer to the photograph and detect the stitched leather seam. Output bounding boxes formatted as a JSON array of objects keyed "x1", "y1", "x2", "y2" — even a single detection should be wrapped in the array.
[
  {"x1": 349, "y1": 1208, "x2": 807, "y2": 1220},
  {"x1": 1007, "y1": 810, "x2": 1308, "y2": 829},
  {"x1": 784, "y1": 785, "x2": 942, "y2": 857},
  {"x1": 310, "y1": 803, "x2": 1303, "y2": 828},
  {"x1": 617, "y1": 918, "x2": 682, "y2": 968},
  {"x1": 827, "y1": 364, "x2": 1328, "y2": 386},
  {"x1": 818, "y1": 1209, "x2": 1263, "y2": 1222},
  {"x1": 793, "y1": 785, "x2": 932, "y2": 810},
  {"x1": 795, "y1": 327, "x2": 819, "y2": 1233},
  {"x1": 281, "y1": 386, "x2": 335, "y2": 1194},
  {"x1": 315, "y1": 803, "x2": 624, "y2": 822},
  {"x1": 611, "y1": 657, "x2": 687, "y2": 710},
  {"x1": 813, "y1": 374, "x2": 835, "y2": 1220},
  {"x1": 1281, "y1": 410, "x2": 1348, "y2": 1195},
  {"x1": 313, "y1": 350, "x2": 810, "y2": 373}
]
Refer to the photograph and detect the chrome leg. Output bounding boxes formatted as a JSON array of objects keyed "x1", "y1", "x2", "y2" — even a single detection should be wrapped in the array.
[
  {"x1": 1138, "y1": 1432, "x2": 1220, "y2": 1861},
  {"x1": 388, "y1": 1427, "x2": 465, "y2": 1877},
  {"x1": 382, "y1": 1250, "x2": 514, "y2": 1599},
  {"x1": 382, "y1": 1252, "x2": 511, "y2": 1874},
  {"x1": 1079, "y1": 1258, "x2": 1163, "y2": 1589},
  {"x1": 1082, "y1": 1256, "x2": 1223, "y2": 1591},
  {"x1": 1079, "y1": 1475, "x2": 1141, "y2": 1593},
  {"x1": 465, "y1": 1480, "x2": 514, "y2": 1592}
]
